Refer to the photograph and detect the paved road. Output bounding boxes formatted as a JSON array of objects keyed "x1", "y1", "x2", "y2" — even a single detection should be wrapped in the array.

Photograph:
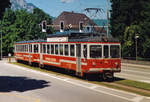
[
  {"x1": 4, "y1": 57, "x2": 150, "y2": 83},
  {"x1": 116, "y1": 63, "x2": 150, "y2": 84},
  {"x1": 0, "y1": 61, "x2": 150, "y2": 102}
]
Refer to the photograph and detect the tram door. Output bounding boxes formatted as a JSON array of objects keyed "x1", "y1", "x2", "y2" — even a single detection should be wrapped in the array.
[
  {"x1": 40, "y1": 44, "x2": 43, "y2": 65},
  {"x1": 76, "y1": 44, "x2": 81, "y2": 75},
  {"x1": 29, "y1": 44, "x2": 32, "y2": 65}
]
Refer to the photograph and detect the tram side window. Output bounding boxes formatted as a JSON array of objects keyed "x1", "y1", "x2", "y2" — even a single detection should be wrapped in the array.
[
  {"x1": 34, "y1": 44, "x2": 39, "y2": 53},
  {"x1": 20, "y1": 45, "x2": 21, "y2": 52},
  {"x1": 110, "y1": 45, "x2": 120, "y2": 58},
  {"x1": 104, "y1": 45, "x2": 109, "y2": 58},
  {"x1": 29, "y1": 44, "x2": 32, "y2": 53},
  {"x1": 43, "y1": 44, "x2": 46, "y2": 53},
  {"x1": 25, "y1": 45, "x2": 28, "y2": 52},
  {"x1": 24, "y1": 45, "x2": 27, "y2": 52},
  {"x1": 51, "y1": 45, "x2": 54, "y2": 54},
  {"x1": 18, "y1": 45, "x2": 20, "y2": 52},
  {"x1": 47, "y1": 44, "x2": 50, "y2": 54},
  {"x1": 18, "y1": 45, "x2": 19, "y2": 52},
  {"x1": 65, "y1": 45, "x2": 69, "y2": 56},
  {"x1": 21, "y1": 45, "x2": 23, "y2": 52},
  {"x1": 23, "y1": 45, "x2": 25, "y2": 52},
  {"x1": 83, "y1": 45, "x2": 87, "y2": 58},
  {"x1": 22, "y1": 45, "x2": 24, "y2": 52},
  {"x1": 59, "y1": 44, "x2": 63, "y2": 55},
  {"x1": 19, "y1": 45, "x2": 21, "y2": 52},
  {"x1": 70, "y1": 45, "x2": 75, "y2": 56},
  {"x1": 24, "y1": 45, "x2": 25, "y2": 52},
  {"x1": 24, "y1": 45, "x2": 26, "y2": 52},
  {"x1": 90, "y1": 45, "x2": 102, "y2": 58},
  {"x1": 55, "y1": 44, "x2": 59, "y2": 55}
]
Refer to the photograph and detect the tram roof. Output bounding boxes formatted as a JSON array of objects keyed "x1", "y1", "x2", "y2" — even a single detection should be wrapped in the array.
[
  {"x1": 15, "y1": 40, "x2": 46, "y2": 44},
  {"x1": 68, "y1": 36, "x2": 119, "y2": 42},
  {"x1": 47, "y1": 31, "x2": 119, "y2": 42},
  {"x1": 15, "y1": 32, "x2": 119, "y2": 44},
  {"x1": 47, "y1": 31, "x2": 104, "y2": 38}
]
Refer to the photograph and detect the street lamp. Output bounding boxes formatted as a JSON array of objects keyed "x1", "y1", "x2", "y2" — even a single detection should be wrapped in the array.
[
  {"x1": 135, "y1": 35, "x2": 139, "y2": 61},
  {"x1": 0, "y1": 31, "x2": 2, "y2": 60},
  {"x1": 0, "y1": 22, "x2": 2, "y2": 60}
]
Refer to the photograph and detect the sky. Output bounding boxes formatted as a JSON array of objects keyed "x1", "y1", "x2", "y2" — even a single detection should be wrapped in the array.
[{"x1": 26, "y1": 0, "x2": 110, "y2": 19}]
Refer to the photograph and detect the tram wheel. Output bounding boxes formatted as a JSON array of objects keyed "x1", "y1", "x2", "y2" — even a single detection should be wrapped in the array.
[{"x1": 102, "y1": 72, "x2": 114, "y2": 82}]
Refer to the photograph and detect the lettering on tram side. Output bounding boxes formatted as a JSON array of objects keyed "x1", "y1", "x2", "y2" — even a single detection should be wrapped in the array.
[
  {"x1": 23, "y1": 55, "x2": 30, "y2": 57},
  {"x1": 45, "y1": 57, "x2": 57, "y2": 62},
  {"x1": 16, "y1": 54, "x2": 22, "y2": 57},
  {"x1": 16, "y1": 54, "x2": 24, "y2": 59}
]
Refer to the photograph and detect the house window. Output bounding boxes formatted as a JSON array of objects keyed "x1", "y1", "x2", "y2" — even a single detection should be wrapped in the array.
[
  {"x1": 60, "y1": 21, "x2": 64, "y2": 32},
  {"x1": 79, "y1": 21, "x2": 83, "y2": 32},
  {"x1": 86, "y1": 26, "x2": 91, "y2": 32}
]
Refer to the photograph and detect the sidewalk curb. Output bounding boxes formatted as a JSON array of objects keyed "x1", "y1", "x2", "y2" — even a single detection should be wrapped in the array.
[{"x1": 121, "y1": 63, "x2": 150, "y2": 69}]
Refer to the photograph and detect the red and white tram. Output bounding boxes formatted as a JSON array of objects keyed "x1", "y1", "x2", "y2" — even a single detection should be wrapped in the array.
[{"x1": 14, "y1": 32, "x2": 121, "y2": 79}]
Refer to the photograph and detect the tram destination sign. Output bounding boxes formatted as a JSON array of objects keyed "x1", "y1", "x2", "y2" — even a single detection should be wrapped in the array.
[{"x1": 47, "y1": 37, "x2": 68, "y2": 42}]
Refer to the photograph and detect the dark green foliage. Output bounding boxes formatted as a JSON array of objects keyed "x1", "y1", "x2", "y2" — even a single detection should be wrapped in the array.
[
  {"x1": 0, "y1": 0, "x2": 11, "y2": 19},
  {"x1": 0, "y1": 8, "x2": 54, "y2": 56},
  {"x1": 110, "y1": 0, "x2": 150, "y2": 59}
]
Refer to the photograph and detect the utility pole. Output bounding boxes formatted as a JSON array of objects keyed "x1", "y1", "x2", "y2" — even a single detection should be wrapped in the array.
[
  {"x1": 106, "y1": 0, "x2": 109, "y2": 37},
  {"x1": 135, "y1": 35, "x2": 139, "y2": 61},
  {"x1": 84, "y1": 8, "x2": 104, "y2": 33},
  {"x1": 0, "y1": 30, "x2": 2, "y2": 60}
]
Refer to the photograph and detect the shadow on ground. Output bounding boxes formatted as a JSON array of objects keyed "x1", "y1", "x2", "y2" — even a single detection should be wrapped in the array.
[{"x1": 0, "y1": 76, "x2": 50, "y2": 92}]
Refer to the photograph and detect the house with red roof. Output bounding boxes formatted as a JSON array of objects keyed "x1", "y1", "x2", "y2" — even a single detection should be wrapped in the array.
[{"x1": 52, "y1": 11, "x2": 106, "y2": 34}]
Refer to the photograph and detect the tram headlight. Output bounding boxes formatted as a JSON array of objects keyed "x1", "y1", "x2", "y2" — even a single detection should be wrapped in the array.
[
  {"x1": 92, "y1": 62, "x2": 96, "y2": 66},
  {"x1": 115, "y1": 62, "x2": 119, "y2": 69}
]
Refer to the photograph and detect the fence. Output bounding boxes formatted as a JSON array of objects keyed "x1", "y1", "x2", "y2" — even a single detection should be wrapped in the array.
[{"x1": 122, "y1": 57, "x2": 150, "y2": 66}]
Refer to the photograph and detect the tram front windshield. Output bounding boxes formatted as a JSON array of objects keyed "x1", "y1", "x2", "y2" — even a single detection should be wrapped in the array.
[
  {"x1": 90, "y1": 45, "x2": 120, "y2": 58},
  {"x1": 110, "y1": 45, "x2": 120, "y2": 58},
  {"x1": 90, "y1": 45, "x2": 102, "y2": 58}
]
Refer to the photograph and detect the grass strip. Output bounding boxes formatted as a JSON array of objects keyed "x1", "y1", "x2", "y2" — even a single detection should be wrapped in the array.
[
  {"x1": 92, "y1": 81, "x2": 150, "y2": 97},
  {"x1": 114, "y1": 80, "x2": 150, "y2": 91}
]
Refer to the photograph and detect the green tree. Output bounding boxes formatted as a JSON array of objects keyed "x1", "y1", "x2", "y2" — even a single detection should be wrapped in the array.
[
  {"x1": 110, "y1": 0, "x2": 150, "y2": 59},
  {"x1": 0, "y1": 9, "x2": 17, "y2": 55},
  {"x1": 33, "y1": 8, "x2": 54, "y2": 34},
  {"x1": 122, "y1": 25, "x2": 142, "y2": 58},
  {"x1": 0, "y1": 0, "x2": 11, "y2": 19},
  {"x1": 1, "y1": 8, "x2": 54, "y2": 56}
]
